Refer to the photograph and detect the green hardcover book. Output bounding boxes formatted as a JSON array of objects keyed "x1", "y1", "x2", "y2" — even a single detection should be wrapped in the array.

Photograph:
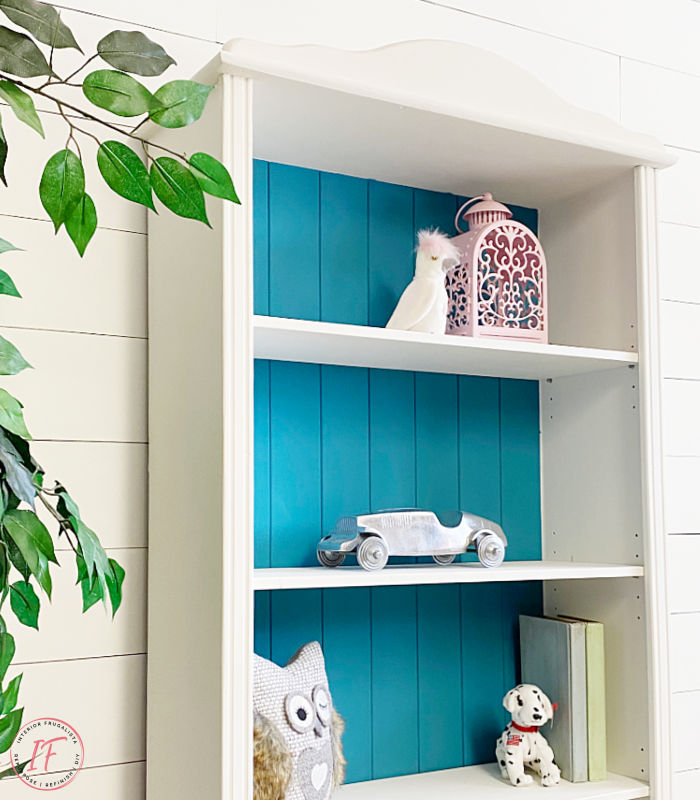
[{"x1": 562, "y1": 617, "x2": 607, "y2": 781}]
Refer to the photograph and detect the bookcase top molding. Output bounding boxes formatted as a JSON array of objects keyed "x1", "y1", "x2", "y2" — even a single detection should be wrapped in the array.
[{"x1": 204, "y1": 37, "x2": 673, "y2": 176}]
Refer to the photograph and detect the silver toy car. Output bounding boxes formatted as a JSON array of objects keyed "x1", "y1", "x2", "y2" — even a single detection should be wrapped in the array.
[{"x1": 317, "y1": 509, "x2": 507, "y2": 571}]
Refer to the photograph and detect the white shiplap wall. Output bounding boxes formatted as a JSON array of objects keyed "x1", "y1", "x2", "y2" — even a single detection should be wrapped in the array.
[{"x1": 0, "y1": 0, "x2": 694, "y2": 797}]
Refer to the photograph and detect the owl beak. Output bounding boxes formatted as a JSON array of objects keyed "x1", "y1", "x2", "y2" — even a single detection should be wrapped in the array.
[{"x1": 313, "y1": 716, "x2": 324, "y2": 738}]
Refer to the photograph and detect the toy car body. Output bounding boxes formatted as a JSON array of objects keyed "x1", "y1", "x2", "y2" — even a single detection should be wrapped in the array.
[{"x1": 317, "y1": 509, "x2": 507, "y2": 571}]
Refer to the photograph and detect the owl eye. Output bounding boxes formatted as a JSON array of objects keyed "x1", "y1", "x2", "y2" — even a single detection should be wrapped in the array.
[
  {"x1": 285, "y1": 693, "x2": 315, "y2": 733},
  {"x1": 313, "y1": 685, "x2": 331, "y2": 726}
]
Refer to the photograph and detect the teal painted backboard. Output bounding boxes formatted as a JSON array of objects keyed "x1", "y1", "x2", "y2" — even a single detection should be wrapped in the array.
[{"x1": 253, "y1": 161, "x2": 543, "y2": 782}]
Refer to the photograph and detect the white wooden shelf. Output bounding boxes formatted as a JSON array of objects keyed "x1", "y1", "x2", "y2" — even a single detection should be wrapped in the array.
[
  {"x1": 253, "y1": 316, "x2": 638, "y2": 380},
  {"x1": 336, "y1": 764, "x2": 649, "y2": 800},
  {"x1": 254, "y1": 561, "x2": 644, "y2": 591}
]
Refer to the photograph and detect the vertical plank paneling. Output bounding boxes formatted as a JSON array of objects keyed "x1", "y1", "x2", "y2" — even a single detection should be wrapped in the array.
[
  {"x1": 500, "y1": 379, "x2": 542, "y2": 560},
  {"x1": 253, "y1": 159, "x2": 269, "y2": 315},
  {"x1": 320, "y1": 173, "x2": 369, "y2": 324},
  {"x1": 368, "y1": 182, "x2": 414, "y2": 327},
  {"x1": 270, "y1": 361, "x2": 321, "y2": 567},
  {"x1": 254, "y1": 360, "x2": 271, "y2": 568},
  {"x1": 270, "y1": 589, "x2": 323, "y2": 667},
  {"x1": 269, "y1": 163, "x2": 320, "y2": 320},
  {"x1": 461, "y1": 583, "x2": 504, "y2": 765},
  {"x1": 323, "y1": 588, "x2": 372, "y2": 783},
  {"x1": 371, "y1": 585, "x2": 419, "y2": 779},
  {"x1": 254, "y1": 162, "x2": 543, "y2": 783}
]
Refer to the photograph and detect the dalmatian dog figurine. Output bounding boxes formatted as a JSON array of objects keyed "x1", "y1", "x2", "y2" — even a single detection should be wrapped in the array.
[{"x1": 495, "y1": 684, "x2": 561, "y2": 787}]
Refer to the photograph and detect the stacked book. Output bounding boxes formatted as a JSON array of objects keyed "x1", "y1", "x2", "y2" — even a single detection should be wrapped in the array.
[{"x1": 519, "y1": 615, "x2": 606, "y2": 783}]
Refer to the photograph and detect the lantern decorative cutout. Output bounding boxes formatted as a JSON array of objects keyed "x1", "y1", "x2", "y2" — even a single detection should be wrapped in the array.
[{"x1": 445, "y1": 193, "x2": 547, "y2": 343}]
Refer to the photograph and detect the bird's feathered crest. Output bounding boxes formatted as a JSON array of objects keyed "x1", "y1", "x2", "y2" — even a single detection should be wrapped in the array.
[{"x1": 417, "y1": 228, "x2": 461, "y2": 264}]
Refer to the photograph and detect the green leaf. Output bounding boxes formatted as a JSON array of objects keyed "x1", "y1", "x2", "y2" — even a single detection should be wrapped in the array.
[
  {"x1": 0, "y1": 389, "x2": 30, "y2": 438},
  {"x1": 83, "y1": 69, "x2": 159, "y2": 117},
  {"x1": 0, "y1": 271, "x2": 20, "y2": 298},
  {"x1": 105, "y1": 557, "x2": 125, "y2": 616},
  {"x1": 0, "y1": 81, "x2": 43, "y2": 137},
  {"x1": 96, "y1": 141, "x2": 154, "y2": 210},
  {"x1": 5, "y1": 536, "x2": 29, "y2": 582},
  {"x1": 80, "y1": 569, "x2": 102, "y2": 612},
  {"x1": 0, "y1": 238, "x2": 19, "y2": 255},
  {"x1": 0, "y1": 113, "x2": 7, "y2": 188},
  {"x1": 9, "y1": 581, "x2": 38, "y2": 629},
  {"x1": 1, "y1": 674, "x2": 21, "y2": 714},
  {"x1": 39, "y1": 149, "x2": 84, "y2": 231},
  {"x1": 0, "y1": 430, "x2": 35, "y2": 507},
  {"x1": 0, "y1": 707, "x2": 22, "y2": 752},
  {"x1": 65, "y1": 193, "x2": 96, "y2": 257},
  {"x1": 0, "y1": 335, "x2": 30, "y2": 375},
  {"x1": 0, "y1": 0, "x2": 80, "y2": 51},
  {"x1": 0, "y1": 25, "x2": 51, "y2": 77},
  {"x1": 3, "y1": 512, "x2": 52, "y2": 596},
  {"x1": 150, "y1": 157, "x2": 209, "y2": 225},
  {"x1": 0, "y1": 757, "x2": 28, "y2": 778},
  {"x1": 97, "y1": 30, "x2": 175, "y2": 76},
  {"x1": 189, "y1": 153, "x2": 239, "y2": 204},
  {"x1": 0, "y1": 631, "x2": 14, "y2": 681},
  {"x1": 150, "y1": 80, "x2": 212, "y2": 128},
  {"x1": 3, "y1": 510, "x2": 57, "y2": 565}
]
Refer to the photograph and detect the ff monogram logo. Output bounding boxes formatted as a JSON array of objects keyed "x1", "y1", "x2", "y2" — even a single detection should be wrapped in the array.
[{"x1": 10, "y1": 718, "x2": 84, "y2": 791}]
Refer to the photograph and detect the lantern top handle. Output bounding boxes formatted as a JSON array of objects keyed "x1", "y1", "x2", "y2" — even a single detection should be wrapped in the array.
[{"x1": 455, "y1": 193, "x2": 513, "y2": 234}]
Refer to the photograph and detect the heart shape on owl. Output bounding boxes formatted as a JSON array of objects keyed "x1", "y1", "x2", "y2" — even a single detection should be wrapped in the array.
[{"x1": 311, "y1": 763, "x2": 328, "y2": 791}]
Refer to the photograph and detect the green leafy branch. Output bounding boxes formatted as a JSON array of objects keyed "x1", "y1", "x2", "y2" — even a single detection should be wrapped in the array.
[
  {"x1": 0, "y1": 0, "x2": 240, "y2": 255},
  {"x1": 0, "y1": 0, "x2": 239, "y2": 771}
]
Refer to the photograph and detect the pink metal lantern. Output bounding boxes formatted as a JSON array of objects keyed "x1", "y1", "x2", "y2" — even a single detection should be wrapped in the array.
[{"x1": 445, "y1": 193, "x2": 547, "y2": 342}]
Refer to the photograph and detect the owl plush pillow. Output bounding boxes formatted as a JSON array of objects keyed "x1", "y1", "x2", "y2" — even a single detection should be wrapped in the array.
[{"x1": 253, "y1": 641, "x2": 346, "y2": 800}]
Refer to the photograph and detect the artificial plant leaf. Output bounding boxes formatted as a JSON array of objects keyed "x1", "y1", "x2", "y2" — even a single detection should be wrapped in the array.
[
  {"x1": 0, "y1": 543, "x2": 8, "y2": 605},
  {"x1": 150, "y1": 80, "x2": 212, "y2": 128},
  {"x1": 4, "y1": 431, "x2": 42, "y2": 479},
  {"x1": 80, "y1": 570, "x2": 102, "y2": 612},
  {"x1": 0, "y1": 389, "x2": 31, "y2": 438},
  {"x1": 150, "y1": 157, "x2": 209, "y2": 225},
  {"x1": 9, "y1": 581, "x2": 38, "y2": 629},
  {"x1": 0, "y1": 631, "x2": 14, "y2": 681},
  {"x1": 83, "y1": 69, "x2": 159, "y2": 117},
  {"x1": 5, "y1": 536, "x2": 30, "y2": 582},
  {"x1": 105, "y1": 557, "x2": 125, "y2": 616},
  {"x1": 0, "y1": 707, "x2": 22, "y2": 752},
  {"x1": 3, "y1": 510, "x2": 57, "y2": 565},
  {"x1": 188, "y1": 153, "x2": 239, "y2": 203},
  {"x1": 0, "y1": 238, "x2": 19, "y2": 255},
  {"x1": 0, "y1": 430, "x2": 35, "y2": 507},
  {"x1": 0, "y1": 113, "x2": 7, "y2": 188},
  {"x1": 0, "y1": 335, "x2": 30, "y2": 375},
  {"x1": 2, "y1": 513, "x2": 52, "y2": 596},
  {"x1": 0, "y1": 0, "x2": 80, "y2": 51},
  {"x1": 0, "y1": 26, "x2": 51, "y2": 77},
  {"x1": 97, "y1": 30, "x2": 175, "y2": 76},
  {"x1": 96, "y1": 141, "x2": 154, "y2": 210},
  {"x1": 39, "y1": 149, "x2": 84, "y2": 231},
  {"x1": 0, "y1": 271, "x2": 20, "y2": 298},
  {"x1": 0, "y1": 81, "x2": 43, "y2": 137},
  {"x1": 65, "y1": 193, "x2": 96, "y2": 257},
  {"x1": 1, "y1": 673, "x2": 21, "y2": 713}
]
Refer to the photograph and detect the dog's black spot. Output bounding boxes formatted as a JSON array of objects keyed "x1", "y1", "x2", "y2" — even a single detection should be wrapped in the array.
[
  {"x1": 516, "y1": 777, "x2": 521, "y2": 784},
  {"x1": 508, "y1": 761, "x2": 513, "y2": 765},
  {"x1": 500, "y1": 760, "x2": 505, "y2": 767},
  {"x1": 517, "y1": 695, "x2": 524, "y2": 707},
  {"x1": 534, "y1": 758, "x2": 540, "y2": 764},
  {"x1": 533, "y1": 707, "x2": 539, "y2": 712}
]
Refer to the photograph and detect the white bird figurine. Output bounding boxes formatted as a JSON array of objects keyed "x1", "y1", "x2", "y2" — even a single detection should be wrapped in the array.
[{"x1": 386, "y1": 229, "x2": 462, "y2": 334}]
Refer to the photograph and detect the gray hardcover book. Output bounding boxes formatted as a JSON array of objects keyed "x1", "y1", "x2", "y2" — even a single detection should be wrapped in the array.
[{"x1": 519, "y1": 615, "x2": 588, "y2": 782}]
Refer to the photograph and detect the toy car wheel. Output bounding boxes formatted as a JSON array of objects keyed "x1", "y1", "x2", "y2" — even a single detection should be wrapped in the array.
[
  {"x1": 433, "y1": 554, "x2": 456, "y2": 565},
  {"x1": 477, "y1": 532, "x2": 505, "y2": 568},
  {"x1": 317, "y1": 549, "x2": 346, "y2": 568},
  {"x1": 357, "y1": 536, "x2": 389, "y2": 571}
]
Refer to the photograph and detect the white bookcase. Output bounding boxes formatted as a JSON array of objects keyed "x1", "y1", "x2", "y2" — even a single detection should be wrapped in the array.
[{"x1": 147, "y1": 38, "x2": 673, "y2": 800}]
